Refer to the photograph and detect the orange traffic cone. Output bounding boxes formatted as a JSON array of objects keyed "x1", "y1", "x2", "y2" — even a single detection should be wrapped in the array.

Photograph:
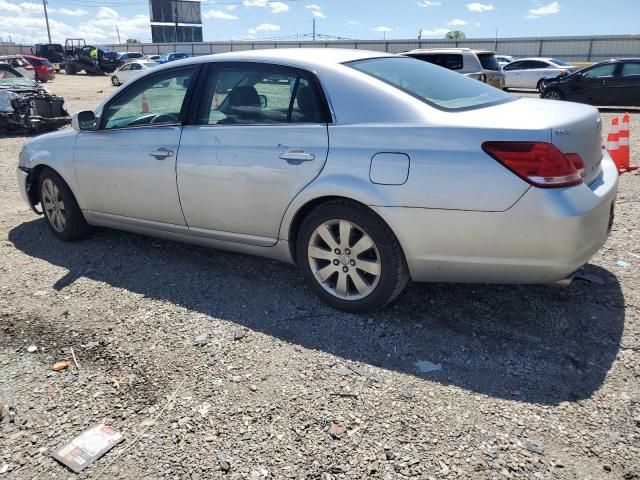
[
  {"x1": 607, "y1": 117, "x2": 623, "y2": 174},
  {"x1": 618, "y1": 113, "x2": 638, "y2": 173},
  {"x1": 141, "y1": 93, "x2": 149, "y2": 114}
]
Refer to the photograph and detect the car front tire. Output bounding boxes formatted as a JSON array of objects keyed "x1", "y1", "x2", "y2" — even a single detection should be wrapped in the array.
[
  {"x1": 542, "y1": 88, "x2": 564, "y2": 100},
  {"x1": 297, "y1": 200, "x2": 409, "y2": 313},
  {"x1": 111, "y1": 76, "x2": 120, "y2": 86},
  {"x1": 38, "y1": 169, "x2": 89, "y2": 241}
]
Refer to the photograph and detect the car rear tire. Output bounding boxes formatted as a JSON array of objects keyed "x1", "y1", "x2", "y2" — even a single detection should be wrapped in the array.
[
  {"x1": 542, "y1": 88, "x2": 564, "y2": 100},
  {"x1": 296, "y1": 200, "x2": 409, "y2": 313},
  {"x1": 111, "y1": 76, "x2": 120, "y2": 86},
  {"x1": 536, "y1": 79, "x2": 545, "y2": 92},
  {"x1": 38, "y1": 169, "x2": 89, "y2": 241}
]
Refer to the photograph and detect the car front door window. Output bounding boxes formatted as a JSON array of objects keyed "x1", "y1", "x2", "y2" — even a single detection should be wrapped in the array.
[
  {"x1": 102, "y1": 68, "x2": 194, "y2": 129},
  {"x1": 582, "y1": 64, "x2": 617, "y2": 79}
]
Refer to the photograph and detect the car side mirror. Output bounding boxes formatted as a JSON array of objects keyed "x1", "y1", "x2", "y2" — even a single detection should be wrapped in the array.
[
  {"x1": 259, "y1": 95, "x2": 268, "y2": 108},
  {"x1": 72, "y1": 110, "x2": 97, "y2": 131}
]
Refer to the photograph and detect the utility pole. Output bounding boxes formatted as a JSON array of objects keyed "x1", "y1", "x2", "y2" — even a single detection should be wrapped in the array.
[
  {"x1": 418, "y1": 29, "x2": 422, "y2": 40},
  {"x1": 116, "y1": 25, "x2": 121, "y2": 44},
  {"x1": 312, "y1": 17, "x2": 316, "y2": 42},
  {"x1": 494, "y1": 27, "x2": 498, "y2": 52},
  {"x1": 42, "y1": 0, "x2": 52, "y2": 44}
]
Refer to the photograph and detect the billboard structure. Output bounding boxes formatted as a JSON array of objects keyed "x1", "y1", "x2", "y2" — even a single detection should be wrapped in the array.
[{"x1": 149, "y1": 0, "x2": 203, "y2": 43}]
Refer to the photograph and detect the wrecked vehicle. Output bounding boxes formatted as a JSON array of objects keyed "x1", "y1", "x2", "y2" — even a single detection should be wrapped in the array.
[{"x1": 0, "y1": 63, "x2": 70, "y2": 133}]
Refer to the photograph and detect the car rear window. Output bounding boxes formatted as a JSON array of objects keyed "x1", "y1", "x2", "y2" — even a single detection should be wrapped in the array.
[
  {"x1": 348, "y1": 57, "x2": 514, "y2": 111},
  {"x1": 410, "y1": 53, "x2": 464, "y2": 71},
  {"x1": 477, "y1": 53, "x2": 500, "y2": 71}
]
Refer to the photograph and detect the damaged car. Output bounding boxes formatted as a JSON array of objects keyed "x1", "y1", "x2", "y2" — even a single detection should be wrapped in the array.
[{"x1": 0, "y1": 63, "x2": 70, "y2": 133}]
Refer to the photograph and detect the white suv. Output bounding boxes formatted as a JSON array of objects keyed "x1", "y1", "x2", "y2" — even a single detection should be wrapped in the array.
[{"x1": 402, "y1": 48, "x2": 505, "y2": 89}]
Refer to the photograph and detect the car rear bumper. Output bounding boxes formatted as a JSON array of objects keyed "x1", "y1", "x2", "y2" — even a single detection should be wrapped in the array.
[{"x1": 373, "y1": 153, "x2": 618, "y2": 284}]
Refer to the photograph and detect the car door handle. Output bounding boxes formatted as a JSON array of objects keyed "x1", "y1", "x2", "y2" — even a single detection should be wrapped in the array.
[
  {"x1": 149, "y1": 147, "x2": 174, "y2": 160},
  {"x1": 279, "y1": 150, "x2": 315, "y2": 162}
]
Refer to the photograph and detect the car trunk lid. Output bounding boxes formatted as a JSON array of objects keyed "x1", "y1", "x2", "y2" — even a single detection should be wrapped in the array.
[
  {"x1": 447, "y1": 97, "x2": 604, "y2": 186},
  {"x1": 548, "y1": 103, "x2": 603, "y2": 185}
]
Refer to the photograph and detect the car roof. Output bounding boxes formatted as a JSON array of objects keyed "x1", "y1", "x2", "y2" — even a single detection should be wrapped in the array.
[
  {"x1": 511, "y1": 57, "x2": 555, "y2": 62},
  {"x1": 403, "y1": 48, "x2": 496, "y2": 55},
  {"x1": 158, "y1": 48, "x2": 395, "y2": 69}
]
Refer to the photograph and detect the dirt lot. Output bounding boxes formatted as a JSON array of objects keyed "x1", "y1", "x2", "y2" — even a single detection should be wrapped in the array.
[{"x1": 1, "y1": 74, "x2": 639, "y2": 479}]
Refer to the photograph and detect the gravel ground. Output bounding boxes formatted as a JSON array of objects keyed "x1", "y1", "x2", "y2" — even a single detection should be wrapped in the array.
[{"x1": 1, "y1": 74, "x2": 639, "y2": 479}]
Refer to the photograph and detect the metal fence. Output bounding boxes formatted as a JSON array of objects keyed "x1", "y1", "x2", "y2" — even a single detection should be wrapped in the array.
[{"x1": 2, "y1": 34, "x2": 639, "y2": 62}]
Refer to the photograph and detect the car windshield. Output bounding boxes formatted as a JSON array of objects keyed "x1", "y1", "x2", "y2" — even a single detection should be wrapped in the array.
[
  {"x1": 0, "y1": 70, "x2": 38, "y2": 88},
  {"x1": 549, "y1": 58, "x2": 570, "y2": 66},
  {"x1": 142, "y1": 62, "x2": 157, "y2": 68},
  {"x1": 477, "y1": 53, "x2": 501, "y2": 71},
  {"x1": 347, "y1": 57, "x2": 514, "y2": 111}
]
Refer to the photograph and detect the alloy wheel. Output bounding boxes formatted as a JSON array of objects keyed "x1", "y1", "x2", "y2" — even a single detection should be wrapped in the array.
[
  {"x1": 41, "y1": 178, "x2": 66, "y2": 233},
  {"x1": 545, "y1": 90, "x2": 561, "y2": 100},
  {"x1": 307, "y1": 219, "x2": 381, "y2": 301}
]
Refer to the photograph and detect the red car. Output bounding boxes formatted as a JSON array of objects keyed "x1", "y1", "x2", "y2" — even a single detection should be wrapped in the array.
[{"x1": 23, "y1": 54, "x2": 55, "y2": 82}]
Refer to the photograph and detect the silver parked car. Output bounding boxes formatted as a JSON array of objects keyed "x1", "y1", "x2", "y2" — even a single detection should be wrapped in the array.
[
  {"x1": 17, "y1": 49, "x2": 618, "y2": 312},
  {"x1": 503, "y1": 57, "x2": 578, "y2": 91}
]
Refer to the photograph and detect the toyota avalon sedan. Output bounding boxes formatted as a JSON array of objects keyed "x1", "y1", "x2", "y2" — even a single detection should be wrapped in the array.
[{"x1": 16, "y1": 49, "x2": 618, "y2": 313}]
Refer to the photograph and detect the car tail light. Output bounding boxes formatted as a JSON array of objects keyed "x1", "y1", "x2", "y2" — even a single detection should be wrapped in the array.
[
  {"x1": 482, "y1": 142, "x2": 583, "y2": 188},
  {"x1": 565, "y1": 153, "x2": 586, "y2": 178}
]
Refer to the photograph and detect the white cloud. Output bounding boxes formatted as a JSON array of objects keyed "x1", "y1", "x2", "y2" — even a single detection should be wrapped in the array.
[
  {"x1": 306, "y1": 3, "x2": 325, "y2": 17},
  {"x1": 241, "y1": 0, "x2": 288, "y2": 13},
  {"x1": 466, "y1": 2, "x2": 494, "y2": 12},
  {"x1": 247, "y1": 22, "x2": 280, "y2": 34},
  {"x1": 371, "y1": 25, "x2": 393, "y2": 32},
  {"x1": 203, "y1": 9, "x2": 238, "y2": 20},
  {"x1": 447, "y1": 18, "x2": 468, "y2": 26},
  {"x1": 227, "y1": 4, "x2": 239, "y2": 10},
  {"x1": 528, "y1": 1, "x2": 560, "y2": 16},
  {"x1": 421, "y1": 27, "x2": 449, "y2": 36},
  {"x1": 346, "y1": 20, "x2": 360, "y2": 25},
  {"x1": 96, "y1": 6, "x2": 118, "y2": 19},
  {"x1": 0, "y1": 0, "x2": 21, "y2": 14},
  {"x1": 58, "y1": 7, "x2": 88, "y2": 16},
  {"x1": 268, "y1": 1, "x2": 289, "y2": 13},
  {"x1": 0, "y1": 1, "x2": 148, "y2": 44},
  {"x1": 417, "y1": 1, "x2": 442, "y2": 6}
]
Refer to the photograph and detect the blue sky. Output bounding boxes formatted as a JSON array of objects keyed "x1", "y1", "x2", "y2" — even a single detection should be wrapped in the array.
[{"x1": 0, "y1": 0, "x2": 638, "y2": 45}]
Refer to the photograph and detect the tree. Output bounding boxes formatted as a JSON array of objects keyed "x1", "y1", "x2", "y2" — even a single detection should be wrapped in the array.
[
  {"x1": 126, "y1": 38, "x2": 140, "y2": 44},
  {"x1": 445, "y1": 31, "x2": 466, "y2": 40}
]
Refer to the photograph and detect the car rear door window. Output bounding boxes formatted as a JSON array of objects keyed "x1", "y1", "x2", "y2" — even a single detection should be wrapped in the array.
[
  {"x1": 621, "y1": 63, "x2": 640, "y2": 76},
  {"x1": 101, "y1": 67, "x2": 195, "y2": 130},
  {"x1": 198, "y1": 64, "x2": 329, "y2": 125}
]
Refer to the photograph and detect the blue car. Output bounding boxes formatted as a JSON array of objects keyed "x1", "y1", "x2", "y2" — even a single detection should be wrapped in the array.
[{"x1": 155, "y1": 52, "x2": 190, "y2": 64}]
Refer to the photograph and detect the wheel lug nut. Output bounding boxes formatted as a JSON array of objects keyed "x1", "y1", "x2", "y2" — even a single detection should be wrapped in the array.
[
  {"x1": 333, "y1": 259, "x2": 339, "y2": 265},
  {"x1": 345, "y1": 248, "x2": 351, "y2": 255},
  {"x1": 342, "y1": 266, "x2": 349, "y2": 273},
  {"x1": 350, "y1": 260, "x2": 356, "y2": 266},
  {"x1": 334, "y1": 249, "x2": 341, "y2": 254}
]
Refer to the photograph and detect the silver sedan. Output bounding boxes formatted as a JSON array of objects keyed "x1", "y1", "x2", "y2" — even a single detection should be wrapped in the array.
[{"x1": 17, "y1": 49, "x2": 618, "y2": 312}]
